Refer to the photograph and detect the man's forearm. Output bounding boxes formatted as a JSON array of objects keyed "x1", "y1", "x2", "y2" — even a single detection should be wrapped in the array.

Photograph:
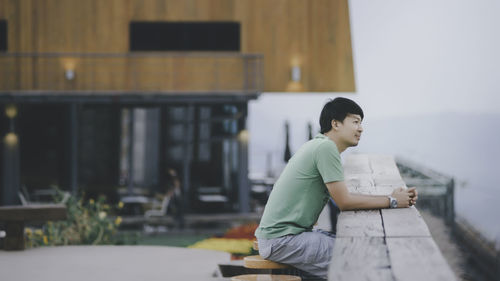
[
  {"x1": 340, "y1": 193, "x2": 390, "y2": 210},
  {"x1": 327, "y1": 181, "x2": 416, "y2": 211}
]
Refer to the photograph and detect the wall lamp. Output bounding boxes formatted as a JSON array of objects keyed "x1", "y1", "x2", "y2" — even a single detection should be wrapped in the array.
[
  {"x1": 65, "y1": 69, "x2": 75, "y2": 80},
  {"x1": 291, "y1": 65, "x2": 301, "y2": 82},
  {"x1": 4, "y1": 132, "x2": 18, "y2": 146},
  {"x1": 5, "y1": 104, "x2": 17, "y2": 119}
]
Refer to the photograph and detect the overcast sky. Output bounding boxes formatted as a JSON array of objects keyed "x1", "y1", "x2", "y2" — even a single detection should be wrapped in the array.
[{"x1": 248, "y1": 0, "x2": 500, "y2": 242}]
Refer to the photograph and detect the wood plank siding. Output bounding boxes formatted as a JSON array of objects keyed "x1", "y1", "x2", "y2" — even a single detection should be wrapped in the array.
[
  {"x1": 0, "y1": 0, "x2": 354, "y2": 92},
  {"x1": 0, "y1": 53, "x2": 261, "y2": 92}
]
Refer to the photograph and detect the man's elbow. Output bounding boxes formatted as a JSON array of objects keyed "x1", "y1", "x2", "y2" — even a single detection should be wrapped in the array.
[
  {"x1": 333, "y1": 194, "x2": 354, "y2": 211},
  {"x1": 336, "y1": 201, "x2": 349, "y2": 211}
]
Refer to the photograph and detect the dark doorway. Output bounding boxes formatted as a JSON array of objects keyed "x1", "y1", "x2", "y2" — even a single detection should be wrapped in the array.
[{"x1": 18, "y1": 104, "x2": 69, "y2": 191}]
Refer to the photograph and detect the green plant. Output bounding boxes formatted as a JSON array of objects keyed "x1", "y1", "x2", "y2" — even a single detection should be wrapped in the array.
[{"x1": 25, "y1": 191, "x2": 123, "y2": 248}]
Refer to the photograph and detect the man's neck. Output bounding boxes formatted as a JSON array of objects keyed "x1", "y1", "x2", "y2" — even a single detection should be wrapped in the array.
[{"x1": 323, "y1": 131, "x2": 347, "y2": 153}]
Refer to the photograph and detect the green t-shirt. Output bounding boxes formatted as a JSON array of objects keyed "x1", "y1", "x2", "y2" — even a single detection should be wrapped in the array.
[{"x1": 255, "y1": 134, "x2": 344, "y2": 239}]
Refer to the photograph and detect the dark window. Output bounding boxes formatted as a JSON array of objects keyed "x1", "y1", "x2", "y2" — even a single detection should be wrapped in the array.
[
  {"x1": 130, "y1": 21, "x2": 240, "y2": 51},
  {"x1": 0, "y1": 20, "x2": 6, "y2": 52}
]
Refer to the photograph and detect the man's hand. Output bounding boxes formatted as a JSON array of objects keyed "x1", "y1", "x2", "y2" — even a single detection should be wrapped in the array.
[
  {"x1": 409, "y1": 187, "x2": 418, "y2": 206},
  {"x1": 391, "y1": 187, "x2": 418, "y2": 208}
]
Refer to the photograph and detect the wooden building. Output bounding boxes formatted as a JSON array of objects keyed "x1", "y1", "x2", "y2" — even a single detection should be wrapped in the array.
[{"x1": 0, "y1": 0, "x2": 354, "y2": 213}]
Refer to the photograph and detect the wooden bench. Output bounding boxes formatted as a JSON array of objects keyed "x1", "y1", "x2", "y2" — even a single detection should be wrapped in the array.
[
  {"x1": 231, "y1": 240, "x2": 301, "y2": 281},
  {"x1": 0, "y1": 204, "x2": 67, "y2": 250},
  {"x1": 329, "y1": 154, "x2": 457, "y2": 281}
]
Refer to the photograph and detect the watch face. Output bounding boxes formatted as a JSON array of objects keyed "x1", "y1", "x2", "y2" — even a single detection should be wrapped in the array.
[{"x1": 390, "y1": 198, "x2": 398, "y2": 208}]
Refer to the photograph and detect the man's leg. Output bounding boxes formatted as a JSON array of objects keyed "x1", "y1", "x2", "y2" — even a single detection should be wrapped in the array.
[{"x1": 258, "y1": 231, "x2": 335, "y2": 280}]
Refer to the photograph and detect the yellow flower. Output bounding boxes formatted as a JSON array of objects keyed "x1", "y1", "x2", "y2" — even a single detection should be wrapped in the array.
[
  {"x1": 25, "y1": 228, "x2": 33, "y2": 236},
  {"x1": 43, "y1": 235, "x2": 48, "y2": 245},
  {"x1": 35, "y1": 229, "x2": 43, "y2": 236},
  {"x1": 114, "y1": 216, "x2": 122, "y2": 226},
  {"x1": 98, "y1": 211, "x2": 107, "y2": 219},
  {"x1": 118, "y1": 201, "x2": 124, "y2": 209},
  {"x1": 89, "y1": 199, "x2": 95, "y2": 204},
  {"x1": 103, "y1": 204, "x2": 110, "y2": 210}
]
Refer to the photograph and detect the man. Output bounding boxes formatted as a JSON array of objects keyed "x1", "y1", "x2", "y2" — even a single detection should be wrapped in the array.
[{"x1": 254, "y1": 97, "x2": 417, "y2": 280}]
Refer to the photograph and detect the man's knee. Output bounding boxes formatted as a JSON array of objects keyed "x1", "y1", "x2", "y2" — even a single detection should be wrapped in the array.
[{"x1": 256, "y1": 238, "x2": 273, "y2": 259}]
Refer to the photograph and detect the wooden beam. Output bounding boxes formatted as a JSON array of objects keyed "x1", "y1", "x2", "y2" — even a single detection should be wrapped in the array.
[
  {"x1": 329, "y1": 237, "x2": 393, "y2": 281},
  {"x1": 386, "y1": 237, "x2": 457, "y2": 281},
  {"x1": 336, "y1": 210, "x2": 384, "y2": 237},
  {"x1": 381, "y1": 207, "x2": 431, "y2": 237}
]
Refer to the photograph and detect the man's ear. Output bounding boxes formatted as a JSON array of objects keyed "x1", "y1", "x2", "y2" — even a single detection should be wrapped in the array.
[{"x1": 331, "y1": 119, "x2": 338, "y2": 130}]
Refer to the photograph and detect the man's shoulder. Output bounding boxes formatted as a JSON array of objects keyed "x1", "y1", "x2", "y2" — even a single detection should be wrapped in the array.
[
  {"x1": 302, "y1": 136, "x2": 337, "y2": 152},
  {"x1": 310, "y1": 138, "x2": 340, "y2": 157}
]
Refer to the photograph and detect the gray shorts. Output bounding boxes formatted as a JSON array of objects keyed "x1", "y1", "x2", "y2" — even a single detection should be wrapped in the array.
[{"x1": 257, "y1": 229, "x2": 335, "y2": 279}]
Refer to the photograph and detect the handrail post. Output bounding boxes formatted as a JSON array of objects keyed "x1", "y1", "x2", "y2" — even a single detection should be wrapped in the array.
[{"x1": 446, "y1": 178, "x2": 455, "y2": 226}]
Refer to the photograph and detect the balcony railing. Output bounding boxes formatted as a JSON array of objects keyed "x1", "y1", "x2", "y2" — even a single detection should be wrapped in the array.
[{"x1": 0, "y1": 52, "x2": 263, "y2": 94}]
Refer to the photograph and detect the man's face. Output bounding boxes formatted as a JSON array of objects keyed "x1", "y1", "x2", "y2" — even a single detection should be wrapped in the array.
[{"x1": 334, "y1": 114, "x2": 363, "y2": 147}]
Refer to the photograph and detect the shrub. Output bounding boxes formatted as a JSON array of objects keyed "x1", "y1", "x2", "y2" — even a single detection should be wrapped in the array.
[{"x1": 25, "y1": 192, "x2": 123, "y2": 248}]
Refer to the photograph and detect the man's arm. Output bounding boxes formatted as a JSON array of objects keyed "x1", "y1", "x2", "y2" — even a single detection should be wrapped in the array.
[{"x1": 326, "y1": 181, "x2": 417, "y2": 211}]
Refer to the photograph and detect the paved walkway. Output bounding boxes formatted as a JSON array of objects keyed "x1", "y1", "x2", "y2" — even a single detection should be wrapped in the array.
[{"x1": 0, "y1": 245, "x2": 230, "y2": 281}]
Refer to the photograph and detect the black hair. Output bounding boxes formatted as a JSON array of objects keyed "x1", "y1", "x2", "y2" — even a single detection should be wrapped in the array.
[{"x1": 319, "y1": 97, "x2": 364, "y2": 133}]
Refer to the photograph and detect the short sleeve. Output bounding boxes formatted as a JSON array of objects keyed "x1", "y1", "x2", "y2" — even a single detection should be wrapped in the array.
[{"x1": 314, "y1": 141, "x2": 344, "y2": 183}]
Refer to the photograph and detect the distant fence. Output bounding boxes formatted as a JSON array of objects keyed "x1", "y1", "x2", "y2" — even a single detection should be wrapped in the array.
[
  {"x1": 395, "y1": 158, "x2": 454, "y2": 225},
  {"x1": 0, "y1": 52, "x2": 264, "y2": 93},
  {"x1": 396, "y1": 157, "x2": 500, "y2": 281}
]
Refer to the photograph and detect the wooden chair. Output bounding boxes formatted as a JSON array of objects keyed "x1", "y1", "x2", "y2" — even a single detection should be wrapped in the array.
[
  {"x1": 144, "y1": 195, "x2": 170, "y2": 218},
  {"x1": 143, "y1": 195, "x2": 171, "y2": 232},
  {"x1": 18, "y1": 187, "x2": 70, "y2": 206}
]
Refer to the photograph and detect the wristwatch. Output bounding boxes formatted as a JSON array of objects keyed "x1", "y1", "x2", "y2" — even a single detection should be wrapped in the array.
[{"x1": 388, "y1": 196, "x2": 398, "y2": 208}]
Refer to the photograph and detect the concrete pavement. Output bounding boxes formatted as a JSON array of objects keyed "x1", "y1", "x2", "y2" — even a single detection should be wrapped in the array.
[{"x1": 0, "y1": 245, "x2": 230, "y2": 281}]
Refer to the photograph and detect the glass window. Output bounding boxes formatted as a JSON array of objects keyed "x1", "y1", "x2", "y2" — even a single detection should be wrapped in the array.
[
  {"x1": 0, "y1": 20, "x2": 7, "y2": 52},
  {"x1": 130, "y1": 21, "x2": 240, "y2": 51}
]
